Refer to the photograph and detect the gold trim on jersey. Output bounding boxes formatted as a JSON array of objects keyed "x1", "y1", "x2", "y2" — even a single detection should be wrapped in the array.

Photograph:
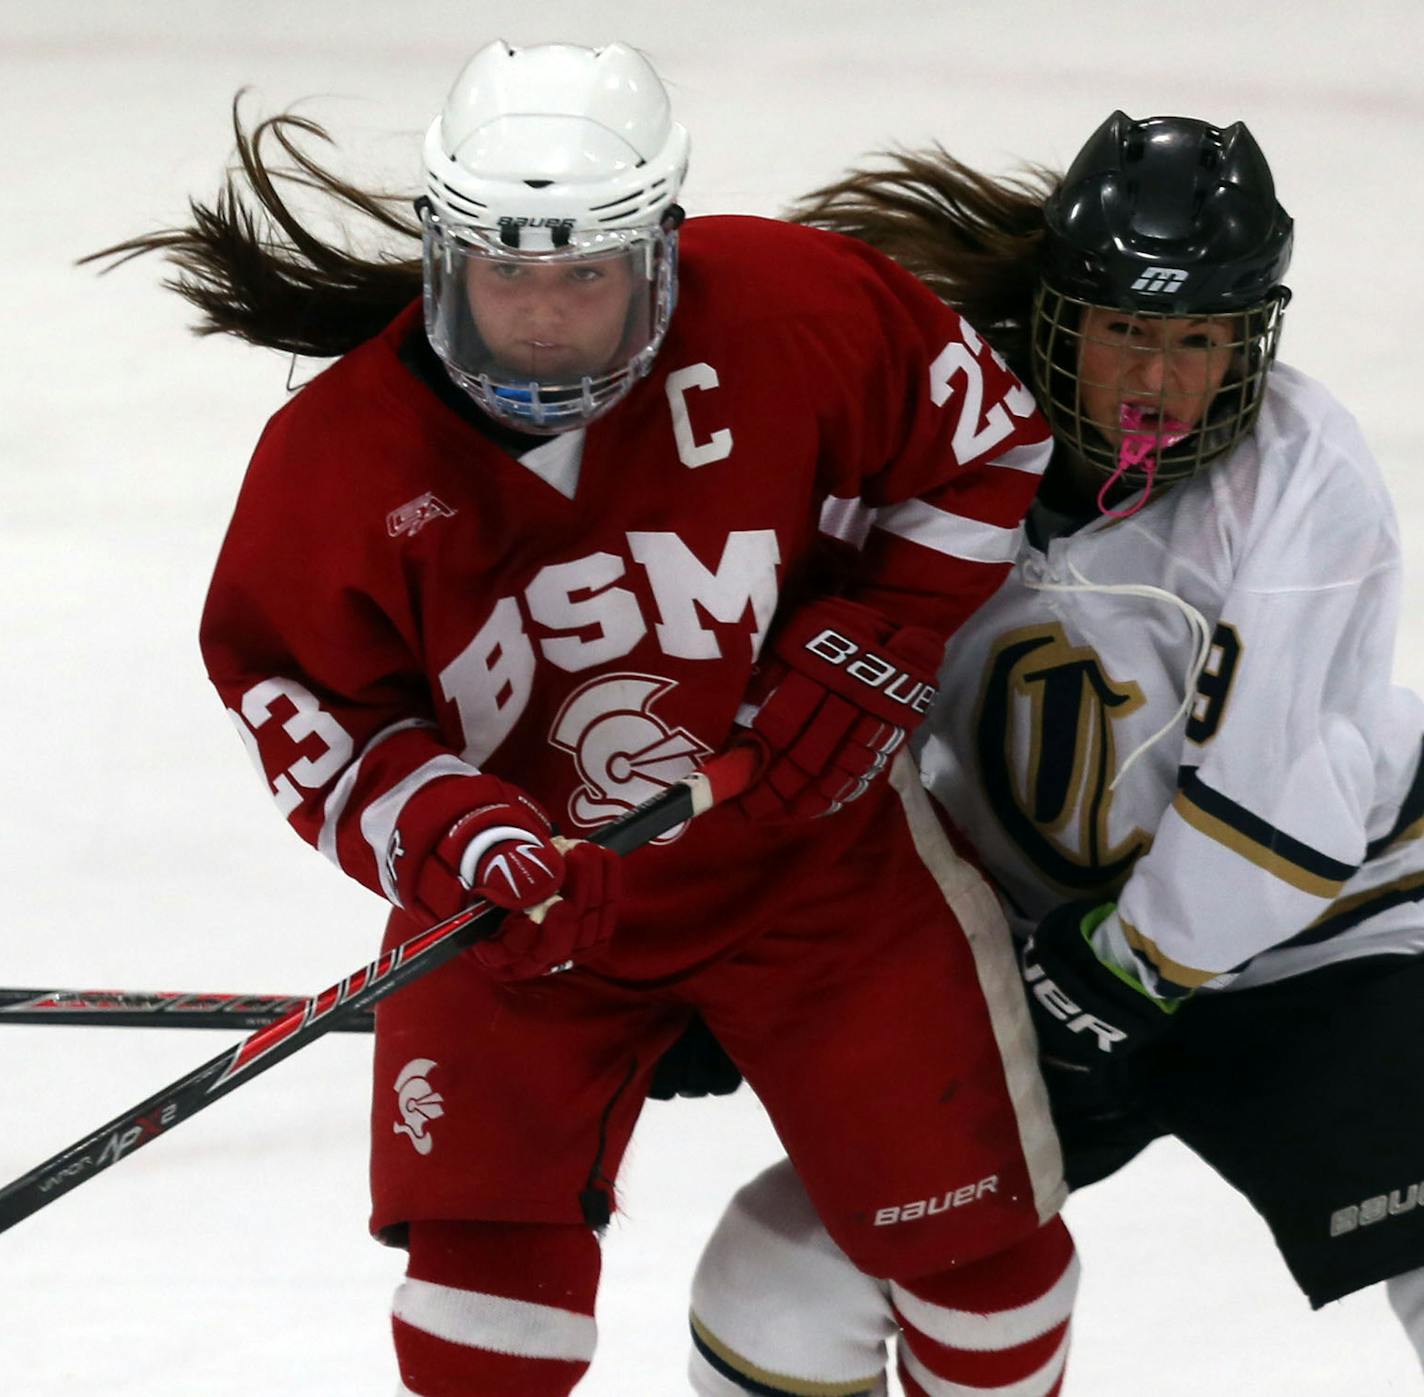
[
  {"x1": 1388, "y1": 814, "x2": 1424, "y2": 852},
  {"x1": 1171, "y1": 789, "x2": 1352, "y2": 899},
  {"x1": 1119, "y1": 912, "x2": 1224, "y2": 990},
  {"x1": 689, "y1": 1313, "x2": 879, "y2": 1397},
  {"x1": 1302, "y1": 868, "x2": 1424, "y2": 933}
]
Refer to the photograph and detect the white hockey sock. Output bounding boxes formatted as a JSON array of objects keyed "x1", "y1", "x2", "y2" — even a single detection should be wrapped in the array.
[
  {"x1": 689, "y1": 1159, "x2": 892, "y2": 1396},
  {"x1": 1386, "y1": 1266, "x2": 1424, "y2": 1375}
]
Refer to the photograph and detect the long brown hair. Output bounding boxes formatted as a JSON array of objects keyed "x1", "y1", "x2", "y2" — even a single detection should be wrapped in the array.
[
  {"x1": 789, "y1": 147, "x2": 1058, "y2": 369},
  {"x1": 85, "y1": 97, "x2": 423, "y2": 358},
  {"x1": 93, "y1": 111, "x2": 1058, "y2": 366}
]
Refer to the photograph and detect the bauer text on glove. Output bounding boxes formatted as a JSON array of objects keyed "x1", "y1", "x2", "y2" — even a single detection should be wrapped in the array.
[
  {"x1": 1021, "y1": 902, "x2": 1181, "y2": 1080},
  {"x1": 738, "y1": 596, "x2": 943, "y2": 820}
]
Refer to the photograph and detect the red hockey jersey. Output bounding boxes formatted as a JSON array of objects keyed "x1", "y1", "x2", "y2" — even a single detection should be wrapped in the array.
[{"x1": 200, "y1": 215, "x2": 1050, "y2": 978}]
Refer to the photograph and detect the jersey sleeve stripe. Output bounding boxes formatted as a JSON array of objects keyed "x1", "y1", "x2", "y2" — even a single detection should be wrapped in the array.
[
  {"x1": 1365, "y1": 736, "x2": 1424, "y2": 861},
  {"x1": 873, "y1": 500, "x2": 1024, "y2": 565},
  {"x1": 317, "y1": 717, "x2": 440, "y2": 866},
  {"x1": 1119, "y1": 914, "x2": 1224, "y2": 991},
  {"x1": 1172, "y1": 774, "x2": 1358, "y2": 898},
  {"x1": 817, "y1": 494, "x2": 875, "y2": 549},
  {"x1": 988, "y1": 440, "x2": 1052, "y2": 477},
  {"x1": 360, "y1": 753, "x2": 483, "y2": 904},
  {"x1": 1277, "y1": 868, "x2": 1424, "y2": 951}
]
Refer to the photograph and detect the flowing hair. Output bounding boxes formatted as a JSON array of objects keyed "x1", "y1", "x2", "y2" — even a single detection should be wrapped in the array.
[
  {"x1": 89, "y1": 111, "x2": 1059, "y2": 369},
  {"x1": 788, "y1": 146, "x2": 1059, "y2": 369},
  {"x1": 84, "y1": 96, "x2": 423, "y2": 358}
]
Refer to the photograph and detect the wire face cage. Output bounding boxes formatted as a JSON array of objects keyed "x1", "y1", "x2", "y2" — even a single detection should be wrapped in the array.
[{"x1": 1029, "y1": 283, "x2": 1289, "y2": 485}]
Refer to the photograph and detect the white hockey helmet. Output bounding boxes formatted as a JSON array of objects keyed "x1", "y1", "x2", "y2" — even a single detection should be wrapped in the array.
[{"x1": 419, "y1": 40, "x2": 690, "y2": 433}]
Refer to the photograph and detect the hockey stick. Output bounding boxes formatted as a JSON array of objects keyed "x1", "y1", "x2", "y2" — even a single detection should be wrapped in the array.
[
  {"x1": 0, "y1": 988, "x2": 375, "y2": 1031},
  {"x1": 0, "y1": 745, "x2": 757, "y2": 1235}
]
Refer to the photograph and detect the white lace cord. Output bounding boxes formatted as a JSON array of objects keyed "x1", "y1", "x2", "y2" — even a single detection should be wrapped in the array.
[{"x1": 1024, "y1": 560, "x2": 1214, "y2": 789}]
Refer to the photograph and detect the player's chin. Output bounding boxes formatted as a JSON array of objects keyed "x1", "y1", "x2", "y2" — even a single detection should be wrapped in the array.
[{"x1": 502, "y1": 345, "x2": 597, "y2": 378}]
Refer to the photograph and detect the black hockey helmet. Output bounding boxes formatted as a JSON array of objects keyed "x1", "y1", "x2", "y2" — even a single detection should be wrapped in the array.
[
  {"x1": 1031, "y1": 112, "x2": 1293, "y2": 486},
  {"x1": 1041, "y1": 111, "x2": 1293, "y2": 314}
]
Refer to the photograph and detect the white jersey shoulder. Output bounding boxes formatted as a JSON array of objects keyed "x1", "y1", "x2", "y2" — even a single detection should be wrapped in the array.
[{"x1": 919, "y1": 362, "x2": 1424, "y2": 990}]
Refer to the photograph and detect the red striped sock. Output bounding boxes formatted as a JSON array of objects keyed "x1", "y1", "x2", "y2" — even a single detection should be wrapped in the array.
[
  {"x1": 891, "y1": 1216, "x2": 1077, "y2": 1396},
  {"x1": 392, "y1": 1220, "x2": 600, "y2": 1397}
]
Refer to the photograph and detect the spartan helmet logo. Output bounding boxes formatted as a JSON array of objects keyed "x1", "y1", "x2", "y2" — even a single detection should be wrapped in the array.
[
  {"x1": 393, "y1": 1058, "x2": 444, "y2": 1156},
  {"x1": 550, "y1": 673, "x2": 711, "y2": 843},
  {"x1": 976, "y1": 625, "x2": 1152, "y2": 894}
]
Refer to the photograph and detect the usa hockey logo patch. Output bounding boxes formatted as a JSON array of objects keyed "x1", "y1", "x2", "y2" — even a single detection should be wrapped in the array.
[{"x1": 387, "y1": 492, "x2": 456, "y2": 538}]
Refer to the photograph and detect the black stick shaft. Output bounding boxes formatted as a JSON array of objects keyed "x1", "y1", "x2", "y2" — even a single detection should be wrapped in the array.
[
  {"x1": 0, "y1": 990, "x2": 376, "y2": 1031},
  {"x1": 0, "y1": 748, "x2": 754, "y2": 1234}
]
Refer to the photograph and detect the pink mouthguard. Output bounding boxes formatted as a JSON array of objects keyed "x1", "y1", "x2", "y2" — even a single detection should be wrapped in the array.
[{"x1": 1095, "y1": 404, "x2": 1192, "y2": 519}]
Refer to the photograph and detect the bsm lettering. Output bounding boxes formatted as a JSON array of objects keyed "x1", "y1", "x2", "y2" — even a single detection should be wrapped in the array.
[{"x1": 441, "y1": 529, "x2": 781, "y2": 765}]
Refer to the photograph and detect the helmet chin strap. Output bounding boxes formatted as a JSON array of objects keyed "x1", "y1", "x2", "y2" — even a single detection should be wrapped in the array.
[{"x1": 1095, "y1": 403, "x2": 1192, "y2": 519}]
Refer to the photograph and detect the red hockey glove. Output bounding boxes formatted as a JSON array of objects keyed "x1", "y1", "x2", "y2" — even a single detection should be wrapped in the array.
[
  {"x1": 470, "y1": 837, "x2": 621, "y2": 982},
  {"x1": 738, "y1": 597, "x2": 943, "y2": 821},
  {"x1": 404, "y1": 777, "x2": 621, "y2": 981}
]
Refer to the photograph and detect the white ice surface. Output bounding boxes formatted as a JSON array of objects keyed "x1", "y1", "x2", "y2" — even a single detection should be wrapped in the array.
[{"x1": 2, "y1": 2, "x2": 1422, "y2": 1392}]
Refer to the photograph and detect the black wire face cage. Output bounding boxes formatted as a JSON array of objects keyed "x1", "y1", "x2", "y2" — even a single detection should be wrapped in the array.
[{"x1": 1029, "y1": 283, "x2": 1289, "y2": 484}]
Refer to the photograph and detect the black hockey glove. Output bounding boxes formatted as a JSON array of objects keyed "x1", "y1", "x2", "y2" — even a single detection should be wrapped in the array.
[
  {"x1": 647, "y1": 1015, "x2": 744, "y2": 1101},
  {"x1": 1021, "y1": 902, "x2": 1180, "y2": 1118}
]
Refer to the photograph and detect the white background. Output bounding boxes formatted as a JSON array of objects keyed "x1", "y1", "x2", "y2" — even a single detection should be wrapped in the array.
[{"x1": 2, "y1": 2, "x2": 1422, "y2": 1392}]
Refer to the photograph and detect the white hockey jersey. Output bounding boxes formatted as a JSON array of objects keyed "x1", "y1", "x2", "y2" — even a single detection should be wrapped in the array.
[{"x1": 916, "y1": 363, "x2": 1424, "y2": 992}]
